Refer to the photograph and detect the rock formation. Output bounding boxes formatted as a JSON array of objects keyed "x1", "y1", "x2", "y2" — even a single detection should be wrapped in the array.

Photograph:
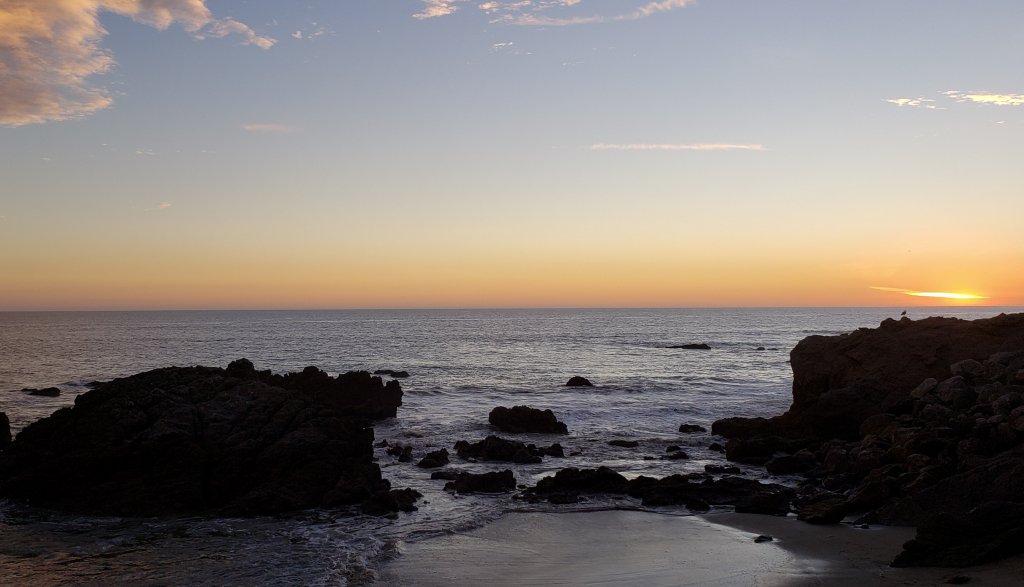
[
  {"x1": 0, "y1": 359, "x2": 405, "y2": 516},
  {"x1": 488, "y1": 405, "x2": 568, "y2": 434},
  {"x1": 712, "y1": 313, "x2": 1024, "y2": 567}
]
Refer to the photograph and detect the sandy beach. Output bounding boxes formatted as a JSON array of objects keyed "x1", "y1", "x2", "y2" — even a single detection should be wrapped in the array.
[{"x1": 376, "y1": 509, "x2": 1024, "y2": 586}]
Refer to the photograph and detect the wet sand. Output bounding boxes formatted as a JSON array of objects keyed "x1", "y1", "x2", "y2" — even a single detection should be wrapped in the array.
[{"x1": 376, "y1": 509, "x2": 1024, "y2": 586}]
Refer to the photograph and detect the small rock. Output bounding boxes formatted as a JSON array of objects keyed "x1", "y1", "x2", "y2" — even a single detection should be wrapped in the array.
[
  {"x1": 668, "y1": 343, "x2": 711, "y2": 350},
  {"x1": 678, "y1": 424, "x2": 707, "y2": 433},
  {"x1": 23, "y1": 387, "x2": 60, "y2": 397},
  {"x1": 754, "y1": 535, "x2": 773, "y2": 543},
  {"x1": 666, "y1": 445, "x2": 682, "y2": 453},
  {"x1": 565, "y1": 376, "x2": 593, "y2": 387},
  {"x1": 373, "y1": 369, "x2": 410, "y2": 378},
  {"x1": 416, "y1": 448, "x2": 450, "y2": 469},
  {"x1": 608, "y1": 439, "x2": 639, "y2": 448}
]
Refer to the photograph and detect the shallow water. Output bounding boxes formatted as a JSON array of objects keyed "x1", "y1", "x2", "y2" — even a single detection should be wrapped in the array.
[{"x1": 0, "y1": 307, "x2": 1017, "y2": 585}]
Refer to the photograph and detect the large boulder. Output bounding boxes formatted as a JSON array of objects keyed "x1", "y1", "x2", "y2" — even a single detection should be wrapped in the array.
[
  {"x1": 488, "y1": 405, "x2": 568, "y2": 434},
  {"x1": 0, "y1": 412, "x2": 10, "y2": 450},
  {"x1": 454, "y1": 435, "x2": 558, "y2": 464},
  {"x1": 0, "y1": 360, "x2": 403, "y2": 516}
]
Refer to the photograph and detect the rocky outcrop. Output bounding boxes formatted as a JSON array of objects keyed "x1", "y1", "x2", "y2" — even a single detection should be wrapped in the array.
[
  {"x1": 374, "y1": 369, "x2": 410, "y2": 378},
  {"x1": 565, "y1": 376, "x2": 593, "y2": 387},
  {"x1": 454, "y1": 435, "x2": 562, "y2": 463},
  {"x1": 528, "y1": 466, "x2": 792, "y2": 513},
  {"x1": 668, "y1": 344, "x2": 711, "y2": 350},
  {"x1": 416, "y1": 449, "x2": 450, "y2": 468},
  {"x1": 678, "y1": 424, "x2": 707, "y2": 433},
  {"x1": 444, "y1": 470, "x2": 516, "y2": 494},
  {"x1": 712, "y1": 314, "x2": 1024, "y2": 567},
  {"x1": 0, "y1": 412, "x2": 10, "y2": 450},
  {"x1": 488, "y1": 405, "x2": 568, "y2": 434},
  {"x1": 0, "y1": 359, "x2": 404, "y2": 516}
]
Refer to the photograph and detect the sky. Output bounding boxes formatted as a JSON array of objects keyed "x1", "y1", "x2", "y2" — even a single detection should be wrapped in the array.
[{"x1": 1, "y1": 0, "x2": 1022, "y2": 310}]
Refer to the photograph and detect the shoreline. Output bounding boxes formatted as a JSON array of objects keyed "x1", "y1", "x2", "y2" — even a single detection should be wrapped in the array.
[{"x1": 376, "y1": 508, "x2": 1024, "y2": 586}]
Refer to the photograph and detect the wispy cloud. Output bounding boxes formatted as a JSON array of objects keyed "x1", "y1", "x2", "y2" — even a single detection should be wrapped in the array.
[
  {"x1": 242, "y1": 123, "x2": 296, "y2": 134},
  {"x1": 591, "y1": 143, "x2": 764, "y2": 152},
  {"x1": 158, "y1": 202, "x2": 173, "y2": 210},
  {"x1": 884, "y1": 97, "x2": 940, "y2": 109},
  {"x1": 415, "y1": 0, "x2": 693, "y2": 26},
  {"x1": 944, "y1": 90, "x2": 1024, "y2": 107},
  {"x1": 0, "y1": 0, "x2": 275, "y2": 127}
]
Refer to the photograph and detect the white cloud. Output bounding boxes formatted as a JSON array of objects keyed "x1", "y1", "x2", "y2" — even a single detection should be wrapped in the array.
[
  {"x1": 414, "y1": 0, "x2": 461, "y2": 19},
  {"x1": 590, "y1": 143, "x2": 764, "y2": 151},
  {"x1": 158, "y1": 202, "x2": 173, "y2": 209},
  {"x1": 884, "y1": 97, "x2": 939, "y2": 109},
  {"x1": 944, "y1": 90, "x2": 1024, "y2": 107},
  {"x1": 242, "y1": 123, "x2": 296, "y2": 134},
  {"x1": 0, "y1": 0, "x2": 275, "y2": 127}
]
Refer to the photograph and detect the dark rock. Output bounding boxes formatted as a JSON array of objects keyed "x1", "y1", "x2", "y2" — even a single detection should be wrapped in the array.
[
  {"x1": 754, "y1": 535, "x2": 773, "y2": 543},
  {"x1": 540, "y1": 443, "x2": 565, "y2": 458},
  {"x1": 430, "y1": 469, "x2": 461, "y2": 481},
  {"x1": 535, "y1": 467, "x2": 631, "y2": 499},
  {"x1": 666, "y1": 445, "x2": 682, "y2": 453},
  {"x1": 361, "y1": 488, "x2": 422, "y2": 515},
  {"x1": 444, "y1": 470, "x2": 516, "y2": 494},
  {"x1": 668, "y1": 343, "x2": 711, "y2": 350},
  {"x1": 797, "y1": 496, "x2": 848, "y2": 524},
  {"x1": 0, "y1": 361, "x2": 402, "y2": 516},
  {"x1": 488, "y1": 405, "x2": 568, "y2": 434},
  {"x1": 893, "y1": 501, "x2": 1024, "y2": 567},
  {"x1": 765, "y1": 451, "x2": 817, "y2": 475},
  {"x1": 454, "y1": 436, "x2": 542, "y2": 464},
  {"x1": 608, "y1": 439, "x2": 639, "y2": 448},
  {"x1": 756, "y1": 347, "x2": 766, "y2": 351},
  {"x1": 665, "y1": 450, "x2": 690, "y2": 460},
  {"x1": 565, "y1": 376, "x2": 593, "y2": 387},
  {"x1": 416, "y1": 448, "x2": 450, "y2": 469},
  {"x1": 0, "y1": 412, "x2": 10, "y2": 450},
  {"x1": 630, "y1": 474, "x2": 793, "y2": 512},
  {"x1": 705, "y1": 464, "x2": 742, "y2": 475},
  {"x1": 23, "y1": 387, "x2": 60, "y2": 397},
  {"x1": 708, "y1": 442, "x2": 725, "y2": 453},
  {"x1": 373, "y1": 369, "x2": 410, "y2": 378},
  {"x1": 711, "y1": 417, "x2": 769, "y2": 439},
  {"x1": 387, "y1": 444, "x2": 413, "y2": 462},
  {"x1": 678, "y1": 424, "x2": 707, "y2": 433}
]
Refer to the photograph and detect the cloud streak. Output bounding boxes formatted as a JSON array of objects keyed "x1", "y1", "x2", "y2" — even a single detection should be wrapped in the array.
[
  {"x1": 944, "y1": 90, "x2": 1024, "y2": 107},
  {"x1": 414, "y1": 0, "x2": 694, "y2": 26},
  {"x1": 0, "y1": 0, "x2": 275, "y2": 127},
  {"x1": 884, "y1": 97, "x2": 940, "y2": 109},
  {"x1": 591, "y1": 143, "x2": 764, "y2": 151}
]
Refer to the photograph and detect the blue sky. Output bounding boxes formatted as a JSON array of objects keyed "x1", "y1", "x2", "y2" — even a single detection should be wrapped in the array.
[{"x1": 1, "y1": 1, "x2": 1022, "y2": 309}]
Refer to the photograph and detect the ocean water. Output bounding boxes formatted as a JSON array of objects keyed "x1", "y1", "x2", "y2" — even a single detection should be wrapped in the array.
[{"x1": 0, "y1": 307, "x2": 1018, "y2": 585}]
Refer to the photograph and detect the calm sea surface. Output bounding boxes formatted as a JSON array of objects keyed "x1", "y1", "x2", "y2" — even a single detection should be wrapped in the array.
[{"x1": 0, "y1": 307, "x2": 1019, "y2": 585}]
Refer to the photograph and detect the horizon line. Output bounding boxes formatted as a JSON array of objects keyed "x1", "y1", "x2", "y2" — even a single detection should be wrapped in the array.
[{"x1": 1, "y1": 304, "x2": 1020, "y2": 313}]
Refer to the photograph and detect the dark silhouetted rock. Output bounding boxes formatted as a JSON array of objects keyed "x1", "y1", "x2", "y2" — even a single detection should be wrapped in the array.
[
  {"x1": 666, "y1": 450, "x2": 690, "y2": 460},
  {"x1": 705, "y1": 464, "x2": 742, "y2": 475},
  {"x1": 454, "y1": 436, "x2": 542, "y2": 464},
  {"x1": 387, "y1": 443, "x2": 413, "y2": 463},
  {"x1": 0, "y1": 412, "x2": 10, "y2": 450},
  {"x1": 668, "y1": 343, "x2": 711, "y2": 350},
  {"x1": 608, "y1": 439, "x2": 639, "y2": 448},
  {"x1": 444, "y1": 470, "x2": 516, "y2": 494},
  {"x1": 711, "y1": 417, "x2": 769, "y2": 439},
  {"x1": 678, "y1": 424, "x2": 707, "y2": 433},
  {"x1": 488, "y1": 405, "x2": 568, "y2": 434},
  {"x1": 565, "y1": 376, "x2": 593, "y2": 387},
  {"x1": 754, "y1": 534, "x2": 773, "y2": 543},
  {"x1": 541, "y1": 443, "x2": 565, "y2": 458},
  {"x1": 627, "y1": 473, "x2": 793, "y2": 514},
  {"x1": 23, "y1": 387, "x2": 60, "y2": 397},
  {"x1": 797, "y1": 496, "x2": 848, "y2": 524},
  {"x1": 416, "y1": 448, "x2": 450, "y2": 468},
  {"x1": 892, "y1": 501, "x2": 1024, "y2": 568},
  {"x1": 374, "y1": 369, "x2": 410, "y2": 378},
  {"x1": 535, "y1": 467, "x2": 630, "y2": 501},
  {"x1": 430, "y1": 469, "x2": 461, "y2": 481},
  {"x1": 361, "y1": 488, "x2": 422, "y2": 515},
  {"x1": 0, "y1": 361, "x2": 403, "y2": 516}
]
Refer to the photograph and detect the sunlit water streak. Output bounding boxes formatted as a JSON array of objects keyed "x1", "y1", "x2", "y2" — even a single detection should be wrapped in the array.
[{"x1": 0, "y1": 307, "x2": 1017, "y2": 585}]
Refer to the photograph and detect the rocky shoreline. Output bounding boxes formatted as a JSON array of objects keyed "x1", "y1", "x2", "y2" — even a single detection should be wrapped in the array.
[{"x1": 2, "y1": 313, "x2": 1023, "y2": 572}]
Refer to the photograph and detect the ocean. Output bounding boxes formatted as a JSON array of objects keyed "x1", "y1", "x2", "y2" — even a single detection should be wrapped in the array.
[{"x1": 0, "y1": 307, "x2": 1018, "y2": 585}]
